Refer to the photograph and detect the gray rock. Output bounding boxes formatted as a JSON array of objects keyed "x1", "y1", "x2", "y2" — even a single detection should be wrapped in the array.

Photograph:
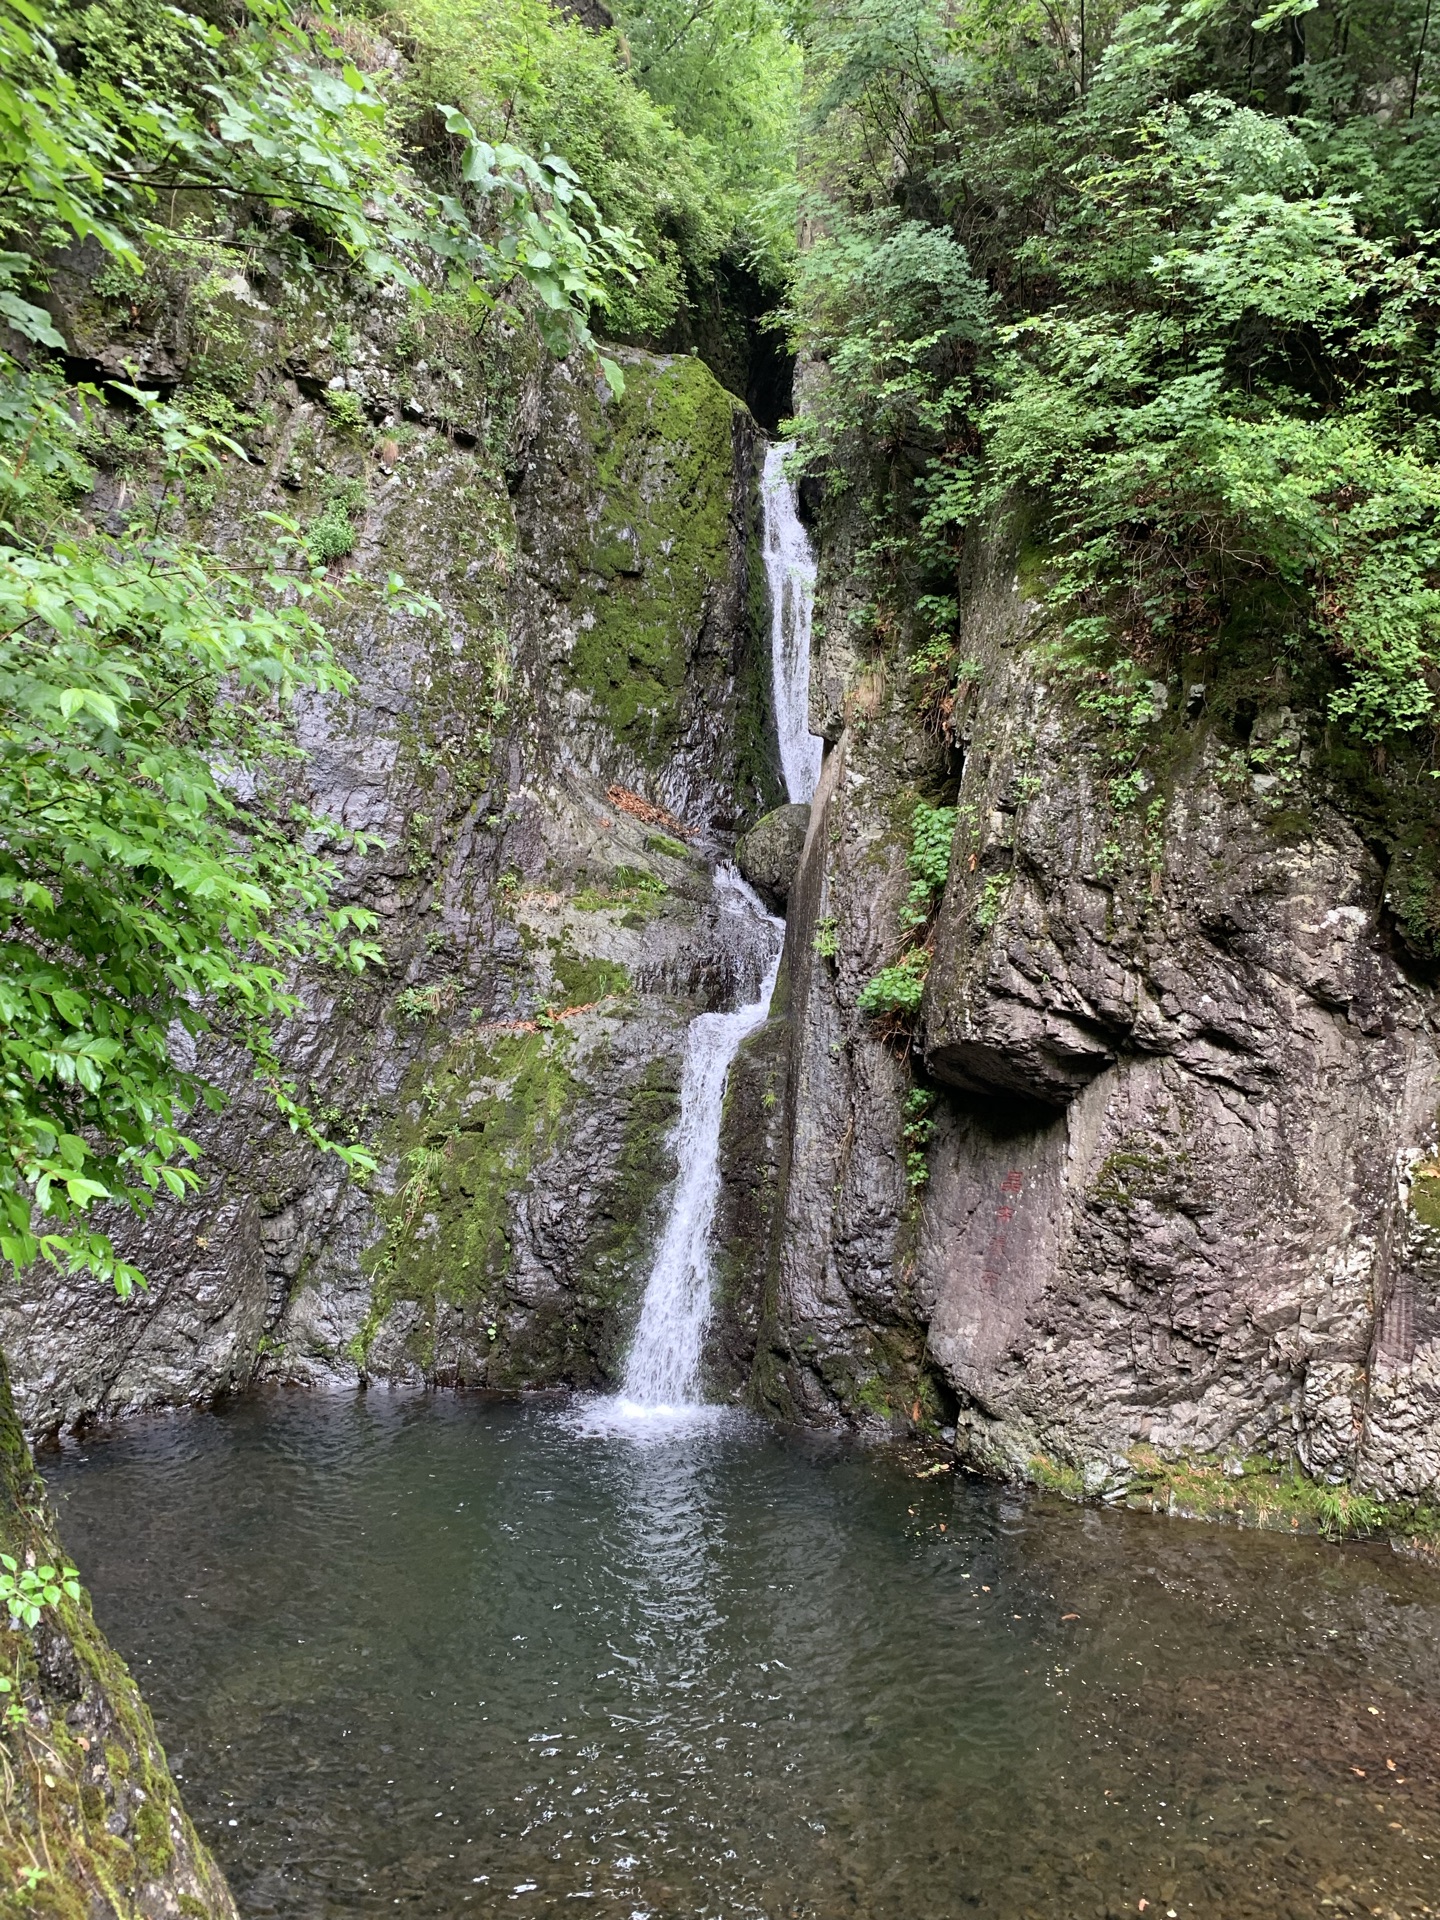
[
  {"x1": 736, "y1": 802, "x2": 811, "y2": 909},
  {"x1": 0, "y1": 287, "x2": 788, "y2": 1431},
  {"x1": 728, "y1": 499, "x2": 1440, "y2": 1511}
]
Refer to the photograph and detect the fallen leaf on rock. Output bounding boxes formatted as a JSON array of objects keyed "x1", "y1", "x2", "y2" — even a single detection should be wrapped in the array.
[
  {"x1": 1351, "y1": 1767, "x2": 1367, "y2": 1777},
  {"x1": 605, "y1": 784, "x2": 694, "y2": 839},
  {"x1": 1061, "y1": 1612, "x2": 1080, "y2": 1621}
]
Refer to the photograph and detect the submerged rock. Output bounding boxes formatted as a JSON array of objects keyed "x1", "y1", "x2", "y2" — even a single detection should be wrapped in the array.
[{"x1": 736, "y1": 802, "x2": 811, "y2": 909}]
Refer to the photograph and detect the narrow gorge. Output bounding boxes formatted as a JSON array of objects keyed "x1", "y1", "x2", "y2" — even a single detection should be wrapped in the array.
[{"x1": 4, "y1": 0, "x2": 1440, "y2": 1914}]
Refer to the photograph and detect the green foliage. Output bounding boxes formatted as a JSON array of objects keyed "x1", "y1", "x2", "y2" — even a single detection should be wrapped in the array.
[
  {"x1": 609, "y1": 0, "x2": 803, "y2": 273},
  {"x1": 974, "y1": 870, "x2": 1010, "y2": 931},
  {"x1": 787, "y1": 209, "x2": 989, "y2": 467},
  {"x1": 793, "y1": 0, "x2": 1440, "y2": 744},
  {"x1": 377, "y1": 0, "x2": 797, "y2": 339},
  {"x1": 306, "y1": 474, "x2": 367, "y2": 565},
  {"x1": 900, "y1": 799, "x2": 955, "y2": 928},
  {"x1": 8, "y1": 0, "x2": 636, "y2": 370},
  {"x1": 856, "y1": 946, "x2": 929, "y2": 1019},
  {"x1": 0, "y1": 381, "x2": 389, "y2": 1293},
  {"x1": 394, "y1": 981, "x2": 458, "y2": 1022},
  {"x1": 860, "y1": 799, "x2": 953, "y2": 1024},
  {"x1": 325, "y1": 389, "x2": 366, "y2": 433},
  {"x1": 398, "y1": 1139, "x2": 450, "y2": 1228},
  {"x1": 901, "y1": 1085, "x2": 935, "y2": 1189},
  {"x1": 0, "y1": 1554, "x2": 81, "y2": 1629},
  {"x1": 813, "y1": 913, "x2": 838, "y2": 958}
]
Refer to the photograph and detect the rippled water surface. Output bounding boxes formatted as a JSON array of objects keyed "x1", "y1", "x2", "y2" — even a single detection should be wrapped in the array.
[{"x1": 40, "y1": 1392, "x2": 1440, "y2": 1919}]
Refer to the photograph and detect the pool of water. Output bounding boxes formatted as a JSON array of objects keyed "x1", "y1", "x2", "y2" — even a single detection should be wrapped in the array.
[{"x1": 39, "y1": 1391, "x2": 1440, "y2": 1919}]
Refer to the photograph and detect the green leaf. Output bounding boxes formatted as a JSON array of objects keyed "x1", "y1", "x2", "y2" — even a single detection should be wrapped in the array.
[
  {"x1": 62, "y1": 1177, "x2": 110, "y2": 1207},
  {"x1": 0, "y1": 291, "x2": 64, "y2": 349}
]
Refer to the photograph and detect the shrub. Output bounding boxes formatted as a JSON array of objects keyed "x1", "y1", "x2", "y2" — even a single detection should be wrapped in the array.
[{"x1": 326, "y1": 389, "x2": 366, "y2": 433}]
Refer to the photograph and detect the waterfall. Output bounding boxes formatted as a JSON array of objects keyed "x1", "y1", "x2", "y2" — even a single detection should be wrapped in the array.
[
  {"x1": 577, "y1": 441, "x2": 818, "y2": 1435},
  {"x1": 619, "y1": 868, "x2": 783, "y2": 1413},
  {"x1": 762, "y1": 442, "x2": 822, "y2": 806}
]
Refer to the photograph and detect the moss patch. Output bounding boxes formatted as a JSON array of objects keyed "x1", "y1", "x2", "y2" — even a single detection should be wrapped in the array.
[
  {"x1": 0, "y1": 1356, "x2": 234, "y2": 1917},
  {"x1": 1410, "y1": 1160, "x2": 1440, "y2": 1229},
  {"x1": 552, "y1": 946, "x2": 631, "y2": 1006},
  {"x1": 359, "y1": 1028, "x2": 578, "y2": 1366},
  {"x1": 1025, "y1": 1443, "x2": 1440, "y2": 1553},
  {"x1": 568, "y1": 356, "x2": 741, "y2": 767},
  {"x1": 813, "y1": 1327, "x2": 950, "y2": 1435},
  {"x1": 572, "y1": 866, "x2": 669, "y2": 914}
]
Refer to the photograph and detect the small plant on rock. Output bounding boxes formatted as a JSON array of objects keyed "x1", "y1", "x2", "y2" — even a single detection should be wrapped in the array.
[
  {"x1": 856, "y1": 948, "x2": 929, "y2": 1021},
  {"x1": 859, "y1": 799, "x2": 955, "y2": 1030},
  {"x1": 900, "y1": 800, "x2": 957, "y2": 930},
  {"x1": 0, "y1": 1556, "x2": 81, "y2": 1629},
  {"x1": 901, "y1": 1087, "x2": 937, "y2": 1190},
  {"x1": 326, "y1": 390, "x2": 366, "y2": 434},
  {"x1": 306, "y1": 476, "x2": 367, "y2": 566}
]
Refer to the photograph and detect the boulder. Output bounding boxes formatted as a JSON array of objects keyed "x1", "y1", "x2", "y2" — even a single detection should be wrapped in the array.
[{"x1": 736, "y1": 802, "x2": 811, "y2": 909}]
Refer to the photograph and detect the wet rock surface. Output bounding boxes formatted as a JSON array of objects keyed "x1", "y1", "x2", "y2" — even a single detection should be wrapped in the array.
[
  {"x1": 745, "y1": 511, "x2": 1440, "y2": 1511},
  {"x1": 0, "y1": 270, "x2": 784, "y2": 1431},
  {"x1": 735, "y1": 801, "x2": 811, "y2": 909}
]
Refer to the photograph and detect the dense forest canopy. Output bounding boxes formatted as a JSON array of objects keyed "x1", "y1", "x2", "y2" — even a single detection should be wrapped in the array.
[
  {"x1": 2, "y1": 0, "x2": 1439, "y2": 1294},
  {"x1": 791, "y1": 0, "x2": 1440, "y2": 754}
]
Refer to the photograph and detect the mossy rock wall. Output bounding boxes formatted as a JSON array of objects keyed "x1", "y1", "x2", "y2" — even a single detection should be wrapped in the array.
[
  {"x1": 0, "y1": 1356, "x2": 235, "y2": 1918},
  {"x1": 0, "y1": 232, "x2": 785, "y2": 1427},
  {"x1": 751, "y1": 477, "x2": 1440, "y2": 1525}
]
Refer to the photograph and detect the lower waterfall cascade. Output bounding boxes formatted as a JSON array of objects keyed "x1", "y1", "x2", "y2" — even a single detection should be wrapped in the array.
[{"x1": 613, "y1": 869, "x2": 783, "y2": 1419}]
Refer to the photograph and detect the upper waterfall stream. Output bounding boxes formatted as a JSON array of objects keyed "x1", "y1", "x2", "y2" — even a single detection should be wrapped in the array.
[{"x1": 762, "y1": 442, "x2": 822, "y2": 807}]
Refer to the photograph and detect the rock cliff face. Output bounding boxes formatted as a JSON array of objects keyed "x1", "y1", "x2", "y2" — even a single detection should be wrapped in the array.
[
  {"x1": 1, "y1": 254, "x2": 781, "y2": 1431},
  {"x1": 742, "y1": 506, "x2": 1440, "y2": 1509},
  {"x1": 10, "y1": 236, "x2": 1440, "y2": 1524}
]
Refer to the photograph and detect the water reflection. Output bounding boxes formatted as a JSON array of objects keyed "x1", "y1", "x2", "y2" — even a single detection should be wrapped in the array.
[{"x1": 40, "y1": 1392, "x2": 1440, "y2": 1919}]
